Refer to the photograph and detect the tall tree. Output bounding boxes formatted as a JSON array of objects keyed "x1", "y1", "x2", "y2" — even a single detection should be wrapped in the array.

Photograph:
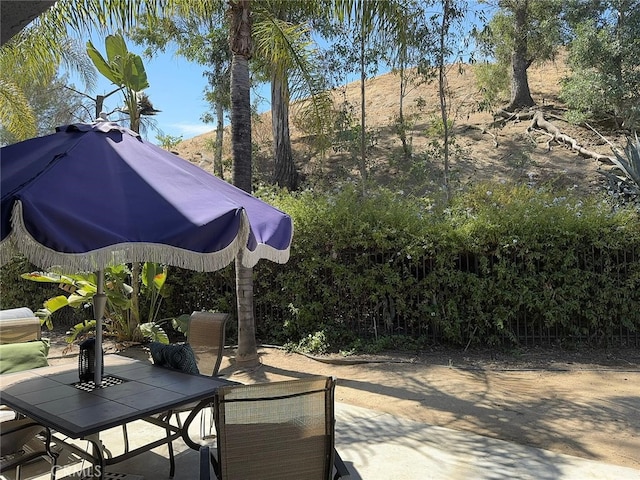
[
  {"x1": 130, "y1": 10, "x2": 231, "y2": 176},
  {"x1": 215, "y1": 0, "x2": 334, "y2": 364},
  {"x1": 387, "y1": 0, "x2": 427, "y2": 162},
  {"x1": 253, "y1": 3, "x2": 329, "y2": 191},
  {"x1": 476, "y1": 0, "x2": 563, "y2": 112},
  {"x1": 227, "y1": 0, "x2": 259, "y2": 366},
  {"x1": 202, "y1": 26, "x2": 232, "y2": 179},
  {"x1": 334, "y1": 0, "x2": 410, "y2": 193},
  {"x1": 437, "y1": 0, "x2": 455, "y2": 202},
  {"x1": 313, "y1": 15, "x2": 386, "y2": 184},
  {"x1": 428, "y1": 0, "x2": 470, "y2": 202}
]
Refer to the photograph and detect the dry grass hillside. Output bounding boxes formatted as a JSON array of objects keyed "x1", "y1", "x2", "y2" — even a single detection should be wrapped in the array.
[{"x1": 174, "y1": 55, "x2": 618, "y2": 195}]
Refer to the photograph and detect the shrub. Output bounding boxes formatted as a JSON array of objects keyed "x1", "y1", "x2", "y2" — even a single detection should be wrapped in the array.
[{"x1": 3, "y1": 182, "x2": 639, "y2": 351}]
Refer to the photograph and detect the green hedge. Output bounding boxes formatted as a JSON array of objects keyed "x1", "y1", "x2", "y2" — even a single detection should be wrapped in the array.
[
  {"x1": 2, "y1": 182, "x2": 639, "y2": 351},
  {"x1": 254, "y1": 183, "x2": 640, "y2": 350}
]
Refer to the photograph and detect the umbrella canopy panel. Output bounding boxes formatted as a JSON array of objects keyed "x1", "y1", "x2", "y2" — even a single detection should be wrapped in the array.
[{"x1": 0, "y1": 122, "x2": 293, "y2": 272}]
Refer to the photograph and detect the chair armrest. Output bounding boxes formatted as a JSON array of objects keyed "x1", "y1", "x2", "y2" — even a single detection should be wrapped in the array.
[{"x1": 0, "y1": 418, "x2": 44, "y2": 454}]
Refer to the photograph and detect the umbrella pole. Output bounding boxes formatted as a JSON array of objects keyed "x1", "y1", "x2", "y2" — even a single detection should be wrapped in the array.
[{"x1": 93, "y1": 270, "x2": 106, "y2": 386}]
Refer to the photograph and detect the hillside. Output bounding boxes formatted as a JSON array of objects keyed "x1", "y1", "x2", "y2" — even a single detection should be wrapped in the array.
[{"x1": 174, "y1": 56, "x2": 617, "y2": 195}]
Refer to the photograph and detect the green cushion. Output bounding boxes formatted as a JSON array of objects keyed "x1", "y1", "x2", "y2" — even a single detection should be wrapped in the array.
[
  {"x1": 0, "y1": 339, "x2": 50, "y2": 374},
  {"x1": 149, "y1": 342, "x2": 199, "y2": 375}
]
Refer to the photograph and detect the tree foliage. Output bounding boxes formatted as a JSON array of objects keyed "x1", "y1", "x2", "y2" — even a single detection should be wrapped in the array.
[
  {"x1": 129, "y1": 7, "x2": 231, "y2": 153},
  {"x1": 561, "y1": 0, "x2": 640, "y2": 130},
  {"x1": 0, "y1": 73, "x2": 91, "y2": 146},
  {"x1": 0, "y1": 34, "x2": 95, "y2": 141}
]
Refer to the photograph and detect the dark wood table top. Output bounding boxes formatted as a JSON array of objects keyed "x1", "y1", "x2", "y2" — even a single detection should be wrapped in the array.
[{"x1": 0, "y1": 355, "x2": 234, "y2": 439}]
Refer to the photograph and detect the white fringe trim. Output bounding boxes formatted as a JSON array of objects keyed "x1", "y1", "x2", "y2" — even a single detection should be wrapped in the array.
[
  {"x1": 1, "y1": 201, "x2": 291, "y2": 272},
  {"x1": 0, "y1": 236, "x2": 16, "y2": 267},
  {"x1": 242, "y1": 240, "x2": 292, "y2": 268}
]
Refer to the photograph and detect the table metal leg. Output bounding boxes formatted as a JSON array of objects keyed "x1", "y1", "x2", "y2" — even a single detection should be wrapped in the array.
[
  {"x1": 85, "y1": 434, "x2": 106, "y2": 479},
  {"x1": 44, "y1": 428, "x2": 60, "y2": 480}
]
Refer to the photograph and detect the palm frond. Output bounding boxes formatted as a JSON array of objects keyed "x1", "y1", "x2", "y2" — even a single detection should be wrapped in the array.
[
  {"x1": 0, "y1": 33, "x2": 60, "y2": 87},
  {"x1": 0, "y1": 78, "x2": 37, "y2": 141},
  {"x1": 58, "y1": 37, "x2": 98, "y2": 91},
  {"x1": 252, "y1": 12, "x2": 334, "y2": 152}
]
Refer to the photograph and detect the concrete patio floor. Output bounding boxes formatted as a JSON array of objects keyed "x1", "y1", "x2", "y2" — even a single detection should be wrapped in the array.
[{"x1": 5, "y1": 402, "x2": 640, "y2": 480}]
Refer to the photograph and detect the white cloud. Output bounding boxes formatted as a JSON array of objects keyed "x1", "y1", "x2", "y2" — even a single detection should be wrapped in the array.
[{"x1": 169, "y1": 123, "x2": 213, "y2": 138}]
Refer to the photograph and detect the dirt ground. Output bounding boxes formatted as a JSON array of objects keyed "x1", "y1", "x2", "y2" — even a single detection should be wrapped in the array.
[{"x1": 45, "y1": 333, "x2": 640, "y2": 471}]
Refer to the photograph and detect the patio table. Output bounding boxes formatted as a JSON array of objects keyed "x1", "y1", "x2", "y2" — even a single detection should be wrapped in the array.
[{"x1": 0, "y1": 354, "x2": 235, "y2": 478}]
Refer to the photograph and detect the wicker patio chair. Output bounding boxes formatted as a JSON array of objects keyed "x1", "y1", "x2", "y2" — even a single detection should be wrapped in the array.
[
  {"x1": 184, "y1": 376, "x2": 350, "y2": 480},
  {"x1": 170, "y1": 312, "x2": 229, "y2": 438},
  {"x1": 123, "y1": 311, "x2": 229, "y2": 476},
  {"x1": 0, "y1": 418, "x2": 58, "y2": 480},
  {"x1": 187, "y1": 311, "x2": 229, "y2": 378}
]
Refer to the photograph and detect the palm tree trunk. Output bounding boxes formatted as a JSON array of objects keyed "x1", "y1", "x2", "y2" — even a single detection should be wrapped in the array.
[
  {"x1": 272, "y1": 74, "x2": 298, "y2": 190},
  {"x1": 230, "y1": 57, "x2": 251, "y2": 191},
  {"x1": 229, "y1": 0, "x2": 258, "y2": 367},
  {"x1": 234, "y1": 253, "x2": 257, "y2": 365}
]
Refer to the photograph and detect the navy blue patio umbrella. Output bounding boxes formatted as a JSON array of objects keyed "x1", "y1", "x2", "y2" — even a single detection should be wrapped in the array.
[{"x1": 0, "y1": 121, "x2": 293, "y2": 384}]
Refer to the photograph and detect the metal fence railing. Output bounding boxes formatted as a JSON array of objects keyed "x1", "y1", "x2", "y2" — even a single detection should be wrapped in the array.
[{"x1": 251, "y1": 247, "x2": 640, "y2": 348}]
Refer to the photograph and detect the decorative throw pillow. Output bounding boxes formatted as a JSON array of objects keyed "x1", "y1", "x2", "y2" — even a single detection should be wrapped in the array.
[
  {"x1": 148, "y1": 342, "x2": 199, "y2": 375},
  {"x1": 0, "y1": 339, "x2": 50, "y2": 374}
]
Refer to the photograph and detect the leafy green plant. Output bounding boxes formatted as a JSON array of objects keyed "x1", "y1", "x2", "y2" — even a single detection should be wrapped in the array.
[
  {"x1": 86, "y1": 32, "x2": 149, "y2": 130},
  {"x1": 474, "y1": 62, "x2": 509, "y2": 113},
  {"x1": 286, "y1": 330, "x2": 329, "y2": 355},
  {"x1": 562, "y1": 7, "x2": 640, "y2": 131},
  {"x1": 611, "y1": 133, "x2": 640, "y2": 187},
  {"x1": 21, "y1": 263, "x2": 170, "y2": 345},
  {"x1": 156, "y1": 133, "x2": 183, "y2": 151}
]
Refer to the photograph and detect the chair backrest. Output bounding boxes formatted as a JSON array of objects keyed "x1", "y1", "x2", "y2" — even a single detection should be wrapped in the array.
[
  {"x1": 187, "y1": 312, "x2": 229, "y2": 377},
  {"x1": 213, "y1": 376, "x2": 337, "y2": 480}
]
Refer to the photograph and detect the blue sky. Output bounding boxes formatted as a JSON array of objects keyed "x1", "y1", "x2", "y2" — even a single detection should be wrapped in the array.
[{"x1": 137, "y1": 49, "x2": 214, "y2": 140}]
